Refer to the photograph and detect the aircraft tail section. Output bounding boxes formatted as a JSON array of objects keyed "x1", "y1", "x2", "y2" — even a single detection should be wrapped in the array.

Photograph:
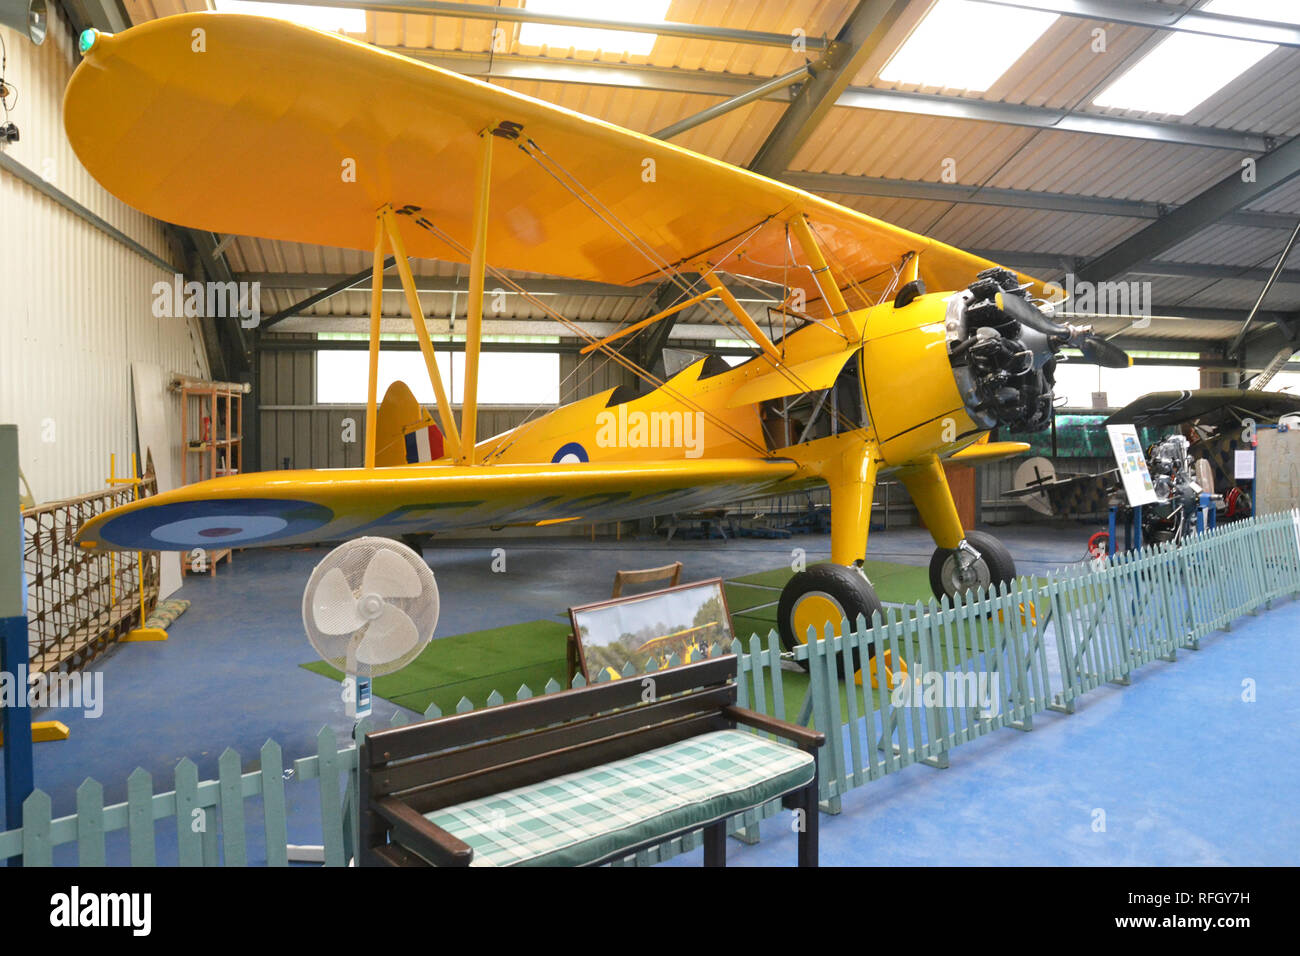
[{"x1": 375, "y1": 380, "x2": 445, "y2": 466}]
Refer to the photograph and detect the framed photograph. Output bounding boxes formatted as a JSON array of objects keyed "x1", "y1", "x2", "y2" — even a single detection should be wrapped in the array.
[{"x1": 569, "y1": 578, "x2": 733, "y2": 682}]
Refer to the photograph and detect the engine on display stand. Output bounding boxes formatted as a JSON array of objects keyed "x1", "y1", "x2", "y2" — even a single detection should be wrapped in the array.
[{"x1": 1142, "y1": 434, "x2": 1202, "y2": 543}]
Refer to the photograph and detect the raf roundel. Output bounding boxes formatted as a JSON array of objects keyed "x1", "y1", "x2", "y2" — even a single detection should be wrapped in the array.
[
  {"x1": 98, "y1": 498, "x2": 334, "y2": 550},
  {"x1": 551, "y1": 442, "x2": 589, "y2": 464}
]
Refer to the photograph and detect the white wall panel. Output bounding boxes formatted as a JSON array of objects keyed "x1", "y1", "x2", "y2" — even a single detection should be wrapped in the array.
[{"x1": 0, "y1": 12, "x2": 209, "y2": 502}]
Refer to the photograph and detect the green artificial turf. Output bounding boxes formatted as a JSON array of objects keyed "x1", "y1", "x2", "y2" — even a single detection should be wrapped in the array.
[
  {"x1": 301, "y1": 557, "x2": 1045, "y2": 716},
  {"x1": 302, "y1": 618, "x2": 571, "y2": 717}
]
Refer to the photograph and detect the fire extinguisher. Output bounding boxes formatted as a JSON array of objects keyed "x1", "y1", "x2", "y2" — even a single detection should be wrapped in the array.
[{"x1": 202, "y1": 415, "x2": 211, "y2": 442}]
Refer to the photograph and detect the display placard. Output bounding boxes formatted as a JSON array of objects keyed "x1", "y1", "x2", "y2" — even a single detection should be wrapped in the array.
[
  {"x1": 1234, "y1": 449, "x2": 1256, "y2": 480},
  {"x1": 1106, "y1": 424, "x2": 1160, "y2": 507}
]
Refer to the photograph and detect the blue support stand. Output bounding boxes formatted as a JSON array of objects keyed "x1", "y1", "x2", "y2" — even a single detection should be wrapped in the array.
[
  {"x1": 0, "y1": 615, "x2": 33, "y2": 840},
  {"x1": 0, "y1": 425, "x2": 33, "y2": 863},
  {"x1": 1106, "y1": 504, "x2": 1143, "y2": 556},
  {"x1": 1198, "y1": 492, "x2": 1216, "y2": 532}
]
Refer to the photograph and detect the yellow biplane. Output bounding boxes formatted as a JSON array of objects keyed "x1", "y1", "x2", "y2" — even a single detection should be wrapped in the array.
[{"x1": 66, "y1": 13, "x2": 1129, "y2": 653}]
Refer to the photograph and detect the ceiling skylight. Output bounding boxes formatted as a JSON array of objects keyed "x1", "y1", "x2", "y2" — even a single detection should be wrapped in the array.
[
  {"x1": 518, "y1": 0, "x2": 670, "y2": 56},
  {"x1": 877, "y1": 0, "x2": 1058, "y2": 92},
  {"x1": 1091, "y1": 0, "x2": 1297, "y2": 115},
  {"x1": 213, "y1": 1, "x2": 366, "y2": 34}
]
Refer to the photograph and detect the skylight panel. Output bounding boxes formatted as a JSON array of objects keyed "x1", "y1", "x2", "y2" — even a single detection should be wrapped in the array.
[
  {"x1": 518, "y1": 0, "x2": 670, "y2": 56},
  {"x1": 1091, "y1": 0, "x2": 1292, "y2": 115},
  {"x1": 214, "y1": 1, "x2": 366, "y2": 33},
  {"x1": 877, "y1": 0, "x2": 1058, "y2": 92}
]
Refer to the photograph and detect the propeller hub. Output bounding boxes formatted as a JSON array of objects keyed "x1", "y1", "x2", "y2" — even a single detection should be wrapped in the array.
[{"x1": 358, "y1": 592, "x2": 386, "y2": 621}]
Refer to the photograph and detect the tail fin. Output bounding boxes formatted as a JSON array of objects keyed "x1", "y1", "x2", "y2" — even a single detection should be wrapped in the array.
[{"x1": 374, "y1": 380, "x2": 445, "y2": 466}]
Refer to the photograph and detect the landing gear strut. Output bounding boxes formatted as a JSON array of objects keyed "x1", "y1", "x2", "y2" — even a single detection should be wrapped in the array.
[{"x1": 928, "y1": 529, "x2": 1016, "y2": 604}]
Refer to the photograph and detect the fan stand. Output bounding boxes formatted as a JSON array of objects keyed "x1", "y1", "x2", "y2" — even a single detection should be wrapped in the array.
[{"x1": 288, "y1": 646, "x2": 370, "y2": 865}]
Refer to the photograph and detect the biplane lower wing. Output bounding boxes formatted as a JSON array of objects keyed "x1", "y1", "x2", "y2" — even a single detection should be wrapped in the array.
[
  {"x1": 947, "y1": 441, "x2": 1030, "y2": 464},
  {"x1": 76, "y1": 459, "x2": 800, "y2": 552}
]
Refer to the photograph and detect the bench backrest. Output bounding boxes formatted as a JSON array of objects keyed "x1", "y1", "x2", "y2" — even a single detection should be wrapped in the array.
[
  {"x1": 363, "y1": 655, "x2": 739, "y2": 814},
  {"x1": 611, "y1": 561, "x2": 682, "y2": 597}
]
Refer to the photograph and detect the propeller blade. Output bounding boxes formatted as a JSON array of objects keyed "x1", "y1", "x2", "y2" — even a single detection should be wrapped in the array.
[
  {"x1": 354, "y1": 604, "x2": 420, "y2": 666},
  {"x1": 311, "y1": 567, "x2": 365, "y2": 635},
  {"x1": 996, "y1": 292, "x2": 1069, "y2": 340},
  {"x1": 361, "y1": 548, "x2": 422, "y2": 600},
  {"x1": 1078, "y1": 335, "x2": 1132, "y2": 369}
]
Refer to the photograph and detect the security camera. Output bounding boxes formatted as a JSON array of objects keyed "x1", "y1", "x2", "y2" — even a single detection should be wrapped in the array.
[{"x1": 0, "y1": 122, "x2": 17, "y2": 144}]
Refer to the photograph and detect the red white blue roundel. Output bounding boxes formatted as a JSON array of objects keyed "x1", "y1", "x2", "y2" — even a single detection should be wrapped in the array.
[
  {"x1": 97, "y1": 498, "x2": 334, "y2": 550},
  {"x1": 551, "y1": 442, "x2": 589, "y2": 464}
]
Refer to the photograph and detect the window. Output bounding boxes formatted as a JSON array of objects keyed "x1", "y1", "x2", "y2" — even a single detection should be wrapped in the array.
[
  {"x1": 877, "y1": 0, "x2": 1058, "y2": 92},
  {"x1": 1052, "y1": 360, "x2": 1200, "y2": 410},
  {"x1": 316, "y1": 350, "x2": 560, "y2": 406},
  {"x1": 213, "y1": 1, "x2": 365, "y2": 33},
  {"x1": 1090, "y1": 0, "x2": 1299, "y2": 115},
  {"x1": 518, "y1": 0, "x2": 670, "y2": 56},
  {"x1": 1263, "y1": 368, "x2": 1300, "y2": 394}
]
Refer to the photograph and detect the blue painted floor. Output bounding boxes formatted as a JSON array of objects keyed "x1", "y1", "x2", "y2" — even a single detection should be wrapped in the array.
[
  {"x1": 5, "y1": 522, "x2": 1295, "y2": 865},
  {"x1": 664, "y1": 601, "x2": 1300, "y2": 867}
]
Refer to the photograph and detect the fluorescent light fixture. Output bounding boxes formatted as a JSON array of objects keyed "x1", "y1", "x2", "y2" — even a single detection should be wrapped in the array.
[
  {"x1": 877, "y1": 0, "x2": 1057, "y2": 92},
  {"x1": 213, "y1": 1, "x2": 366, "y2": 33},
  {"x1": 518, "y1": 0, "x2": 670, "y2": 56},
  {"x1": 1091, "y1": 0, "x2": 1296, "y2": 115}
]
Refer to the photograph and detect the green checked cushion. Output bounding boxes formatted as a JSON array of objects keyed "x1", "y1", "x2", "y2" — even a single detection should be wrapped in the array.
[{"x1": 424, "y1": 729, "x2": 814, "y2": 867}]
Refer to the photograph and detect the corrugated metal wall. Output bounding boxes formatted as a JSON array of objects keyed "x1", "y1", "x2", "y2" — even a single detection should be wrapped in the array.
[
  {"x1": 258, "y1": 338, "x2": 639, "y2": 470},
  {"x1": 0, "y1": 14, "x2": 208, "y2": 502}
]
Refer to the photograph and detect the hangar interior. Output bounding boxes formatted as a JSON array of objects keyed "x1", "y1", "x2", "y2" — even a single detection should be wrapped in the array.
[{"x1": 2, "y1": 0, "x2": 1300, "y2": 869}]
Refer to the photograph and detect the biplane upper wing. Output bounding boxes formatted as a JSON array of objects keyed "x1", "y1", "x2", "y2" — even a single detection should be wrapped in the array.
[
  {"x1": 65, "y1": 12, "x2": 1044, "y2": 309},
  {"x1": 1105, "y1": 389, "x2": 1300, "y2": 429},
  {"x1": 76, "y1": 458, "x2": 800, "y2": 552}
]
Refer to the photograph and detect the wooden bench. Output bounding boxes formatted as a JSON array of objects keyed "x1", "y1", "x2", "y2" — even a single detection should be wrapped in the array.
[
  {"x1": 611, "y1": 560, "x2": 682, "y2": 598},
  {"x1": 359, "y1": 656, "x2": 823, "y2": 867}
]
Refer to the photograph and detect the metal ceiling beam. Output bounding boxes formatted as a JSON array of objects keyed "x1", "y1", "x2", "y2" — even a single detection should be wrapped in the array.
[
  {"x1": 261, "y1": 258, "x2": 397, "y2": 330},
  {"x1": 975, "y1": 247, "x2": 1300, "y2": 285},
  {"x1": 1228, "y1": 219, "x2": 1300, "y2": 358},
  {"x1": 972, "y1": 0, "x2": 1300, "y2": 48},
  {"x1": 749, "y1": 0, "x2": 913, "y2": 177},
  {"x1": 250, "y1": 274, "x2": 660, "y2": 297},
  {"x1": 1076, "y1": 135, "x2": 1300, "y2": 284},
  {"x1": 784, "y1": 172, "x2": 1299, "y2": 230},
  {"x1": 394, "y1": 48, "x2": 1278, "y2": 151},
  {"x1": 834, "y1": 88, "x2": 1271, "y2": 152},
  {"x1": 653, "y1": 67, "x2": 809, "y2": 140},
  {"x1": 399, "y1": 49, "x2": 789, "y2": 97},
  {"x1": 256, "y1": 0, "x2": 822, "y2": 50}
]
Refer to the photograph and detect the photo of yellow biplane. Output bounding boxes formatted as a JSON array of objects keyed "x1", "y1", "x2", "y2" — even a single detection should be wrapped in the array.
[{"x1": 65, "y1": 11, "x2": 1131, "y2": 653}]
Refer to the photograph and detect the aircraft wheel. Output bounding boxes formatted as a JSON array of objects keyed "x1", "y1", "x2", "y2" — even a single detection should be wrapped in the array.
[
  {"x1": 1086, "y1": 531, "x2": 1109, "y2": 560},
  {"x1": 778, "y1": 563, "x2": 883, "y2": 673},
  {"x1": 929, "y1": 529, "x2": 1016, "y2": 604}
]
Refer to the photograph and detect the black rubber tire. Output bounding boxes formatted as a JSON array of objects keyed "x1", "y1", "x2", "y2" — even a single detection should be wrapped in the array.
[
  {"x1": 928, "y1": 529, "x2": 1017, "y2": 604},
  {"x1": 777, "y1": 563, "x2": 884, "y2": 673}
]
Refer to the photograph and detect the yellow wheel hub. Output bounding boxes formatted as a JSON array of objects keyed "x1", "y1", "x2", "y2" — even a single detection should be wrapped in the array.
[
  {"x1": 854, "y1": 649, "x2": 910, "y2": 690},
  {"x1": 789, "y1": 592, "x2": 846, "y2": 645}
]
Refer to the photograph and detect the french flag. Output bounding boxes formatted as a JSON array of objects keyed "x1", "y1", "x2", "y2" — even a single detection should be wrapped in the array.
[{"x1": 404, "y1": 424, "x2": 444, "y2": 463}]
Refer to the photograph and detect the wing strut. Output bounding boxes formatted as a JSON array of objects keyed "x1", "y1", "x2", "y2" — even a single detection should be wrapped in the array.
[
  {"x1": 790, "y1": 215, "x2": 859, "y2": 340},
  {"x1": 364, "y1": 216, "x2": 385, "y2": 468},
  {"x1": 378, "y1": 204, "x2": 463, "y2": 459},
  {"x1": 701, "y1": 271, "x2": 784, "y2": 365},
  {"x1": 460, "y1": 129, "x2": 494, "y2": 465}
]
